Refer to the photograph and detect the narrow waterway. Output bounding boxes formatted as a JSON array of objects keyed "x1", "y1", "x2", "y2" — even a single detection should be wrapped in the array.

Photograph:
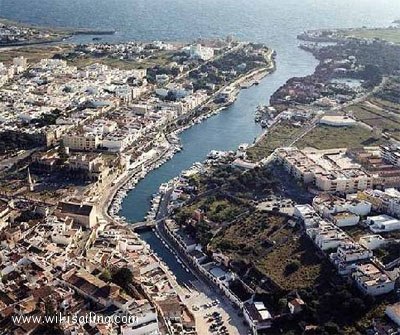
[
  {"x1": 2, "y1": 0, "x2": 397, "y2": 286},
  {"x1": 119, "y1": 48, "x2": 317, "y2": 222},
  {"x1": 119, "y1": 47, "x2": 319, "y2": 283},
  {"x1": 140, "y1": 230, "x2": 196, "y2": 284}
]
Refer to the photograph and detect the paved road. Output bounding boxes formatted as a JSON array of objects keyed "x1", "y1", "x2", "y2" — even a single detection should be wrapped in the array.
[
  {"x1": 288, "y1": 77, "x2": 390, "y2": 148},
  {"x1": 97, "y1": 144, "x2": 171, "y2": 224},
  {"x1": 156, "y1": 221, "x2": 248, "y2": 335}
]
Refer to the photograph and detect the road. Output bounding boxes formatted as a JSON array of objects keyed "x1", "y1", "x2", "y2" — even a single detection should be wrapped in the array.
[
  {"x1": 97, "y1": 143, "x2": 172, "y2": 224},
  {"x1": 156, "y1": 220, "x2": 248, "y2": 335},
  {"x1": 288, "y1": 76, "x2": 390, "y2": 147},
  {"x1": 287, "y1": 114, "x2": 320, "y2": 147}
]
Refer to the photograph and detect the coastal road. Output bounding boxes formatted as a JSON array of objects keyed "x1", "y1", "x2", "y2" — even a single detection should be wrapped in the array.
[
  {"x1": 97, "y1": 143, "x2": 172, "y2": 225},
  {"x1": 155, "y1": 186, "x2": 173, "y2": 221},
  {"x1": 287, "y1": 114, "x2": 320, "y2": 147}
]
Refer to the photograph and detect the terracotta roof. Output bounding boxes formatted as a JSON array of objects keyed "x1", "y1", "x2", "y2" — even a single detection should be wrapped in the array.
[{"x1": 58, "y1": 202, "x2": 94, "y2": 216}]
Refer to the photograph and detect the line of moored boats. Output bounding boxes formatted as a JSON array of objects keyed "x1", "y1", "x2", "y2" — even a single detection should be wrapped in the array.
[
  {"x1": 153, "y1": 229, "x2": 191, "y2": 274},
  {"x1": 255, "y1": 104, "x2": 276, "y2": 128},
  {"x1": 108, "y1": 142, "x2": 182, "y2": 223},
  {"x1": 107, "y1": 101, "x2": 234, "y2": 225}
]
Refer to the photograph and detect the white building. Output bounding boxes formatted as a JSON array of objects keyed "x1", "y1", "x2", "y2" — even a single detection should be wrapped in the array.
[
  {"x1": 358, "y1": 188, "x2": 400, "y2": 219},
  {"x1": 58, "y1": 202, "x2": 97, "y2": 229},
  {"x1": 275, "y1": 147, "x2": 374, "y2": 193},
  {"x1": 331, "y1": 211, "x2": 360, "y2": 227},
  {"x1": 243, "y1": 301, "x2": 272, "y2": 335},
  {"x1": 366, "y1": 214, "x2": 400, "y2": 233},
  {"x1": 381, "y1": 144, "x2": 400, "y2": 167},
  {"x1": 386, "y1": 303, "x2": 400, "y2": 327},
  {"x1": 63, "y1": 133, "x2": 101, "y2": 151},
  {"x1": 312, "y1": 221, "x2": 352, "y2": 251},
  {"x1": 187, "y1": 44, "x2": 214, "y2": 61},
  {"x1": 49, "y1": 216, "x2": 82, "y2": 246},
  {"x1": 319, "y1": 115, "x2": 357, "y2": 127},
  {"x1": 130, "y1": 68, "x2": 147, "y2": 80},
  {"x1": 358, "y1": 235, "x2": 387, "y2": 250},
  {"x1": 294, "y1": 204, "x2": 322, "y2": 228},
  {"x1": 12, "y1": 56, "x2": 28, "y2": 73},
  {"x1": 330, "y1": 242, "x2": 373, "y2": 275},
  {"x1": 131, "y1": 104, "x2": 150, "y2": 116},
  {"x1": 218, "y1": 86, "x2": 237, "y2": 103},
  {"x1": 313, "y1": 193, "x2": 371, "y2": 218},
  {"x1": 353, "y1": 263, "x2": 395, "y2": 296}
]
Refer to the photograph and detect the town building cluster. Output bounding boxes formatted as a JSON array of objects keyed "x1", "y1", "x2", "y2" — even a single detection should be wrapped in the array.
[
  {"x1": 0, "y1": 37, "x2": 275, "y2": 335},
  {"x1": 294, "y1": 195, "x2": 400, "y2": 296},
  {"x1": 0, "y1": 198, "x2": 196, "y2": 334},
  {"x1": 0, "y1": 42, "x2": 248, "y2": 155},
  {"x1": 0, "y1": 22, "x2": 59, "y2": 45},
  {"x1": 76, "y1": 40, "x2": 175, "y2": 61},
  {"x1": 278, "y1": 144, "x2": 400, "y2": 305},
  {"x1": 294, "y1": 187, "x2": 400, "y2": 298},
  {"x1": 0, "y1": 58, "x2": 150, "y2": 145},
  {"x1": 275, "y1": 145, "x2": 400, "y2": 193}
]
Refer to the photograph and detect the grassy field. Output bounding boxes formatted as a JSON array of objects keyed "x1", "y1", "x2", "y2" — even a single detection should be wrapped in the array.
[
  {"x1": 0, "y1": 45, "x2": 72, "y2": 65},
  {"x1": 67, "y1": 51, "x2": 174, "y2": 70},
  {"x1": 247, "y1": 120, "x2": 383, "y2": 161},
  {"x1": 210, "y1": 211, "x2": 287, "y2": 258},
  {"x1": 0, "y1": 45, "x2": 173, "y2": 70},
  {"x1": 246, "y1": 123, "x2": 304, "y2": 162},
  {"x1": 370, "y1": 97, "x2": 400, "y2": 112},
  {"x1": 210, "y1": 211, "x2": 329, "y2": 291},
  {"x1": 347, "y1": 101, "x2": 400, "y2": 140},
  {"x1": 344, "y1": 27, "x2": 400, "y2": 44},
  {"x1": 295, "y1": 124, "x2": 384, "y2": 149},
  {"x1": 257, "y1": 233, "x2": 329, "y2": 291}
]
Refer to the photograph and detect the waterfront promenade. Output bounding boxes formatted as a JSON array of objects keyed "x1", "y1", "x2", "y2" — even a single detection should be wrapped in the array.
[{"x1": 100, "y1": 46, "x2": 276, "y2": 227}]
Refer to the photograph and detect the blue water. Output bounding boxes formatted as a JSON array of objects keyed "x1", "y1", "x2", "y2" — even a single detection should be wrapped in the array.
[
  {"x1": 140, "y1": 230, "x2": 196, "y2": 284},
  {"x1": 2, "y1": 0, "x2": 400, "y2": 282},
  {"x1": 121, "y1": 74, "x2": 291, "y2": 221},
  {"x1": 0, "y1": 0, "x2": 399, "y2": 43}
]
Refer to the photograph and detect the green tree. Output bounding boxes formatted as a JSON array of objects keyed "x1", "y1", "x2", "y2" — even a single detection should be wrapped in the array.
[
  {"x1": 111, "y1": 267, "x2": 133, "y2": 289},
  {"x1": 285, "y1": 260, "x2": 301, "y2": 275},
  {"x1": 58, "y1": 142, "x2": 68, "y2": 163},
  {"x1": 100, "y1": 268, "x2": 112, "y2": 281}
]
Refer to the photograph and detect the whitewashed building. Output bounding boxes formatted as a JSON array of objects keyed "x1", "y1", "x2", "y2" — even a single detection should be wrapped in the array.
[{"x1": 353, "y1": 263, "x2": 395, "y2": 296}]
